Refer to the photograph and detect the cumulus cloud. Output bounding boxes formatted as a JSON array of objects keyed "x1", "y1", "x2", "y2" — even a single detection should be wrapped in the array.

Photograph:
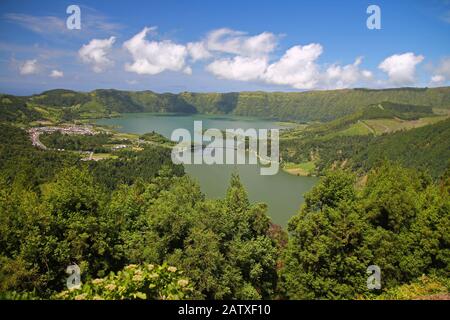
[
  {"x1": 207, "y1": 56, "x2": 268, "y2": 81},
  {"x1": 79, "y1": 36, "x2": 116, "y2": 72},
  {"x1": 19, "y1": 59, "x2": 39, "y2": 75},
  {"x1": 263, "y1": 44, "x2": 323, "y2": 89},
  {"x1": 436, "y1": 58, "x2": 450, "y2": 77},
  {"x1": 378, "y1": 52, "x2": 424, "y2": 85},
  {"x1": 204, "y1": 41, "x2": 374, "y2": 89},
  {"x1": 240, "y1": 32, "x2": 277, "y2": 57},
  {"x1": 187, "y1": 42, "x2": 211, "y2": 61},
  {"x1": 194, "y1": 28, "x2": 278, "y2": 80},
  {"x1": 182, "y1": 66, "x2": 193, "y2": 75},
  {"x1": 205, "y1": 43, "x2": 324, "y2": 88},
  {"x1": 49, "y1": 69, "x2": 64, "y2": 78},
  {"x1": 430, "y1": 57, "x2": 450, "y2": 84},
  {"x1": 205, "y1": 28, "x2": 277, "y2": 57},
  {"x1": 123, "y1": 27, "x2": 189, "y2": 75},
  {"x1": 323, "y1": 57, "x2": 373, "y2": 89},
  {"x1": 431, "y1": 74, "x2": 445, "y2": 84}
]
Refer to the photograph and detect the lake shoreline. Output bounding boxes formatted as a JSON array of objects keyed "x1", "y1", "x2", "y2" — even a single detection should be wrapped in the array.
[{"x1": 95, "y1": 112, "x2": 318, "y2": 227}]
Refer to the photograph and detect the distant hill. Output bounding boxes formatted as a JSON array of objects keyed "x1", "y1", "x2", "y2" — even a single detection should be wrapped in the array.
[
  {"x1": 279, "y1": 100, "x2": 450, "y2": 178},
  {"x1": 280, "y1": 115, "x2": 450, "y2": 178},
  {"x1": 0, "y1": 95, "x2": 41, "y2": 122},
  {"x1": 10, "y1": 86, "x2": 450, "y2": 122},
  {"x1": 282, "y1": 101, "x2": 442, "y2": 138},
  {"x1": 361, "y1": 101, "x2": 434, "y2": 120}
]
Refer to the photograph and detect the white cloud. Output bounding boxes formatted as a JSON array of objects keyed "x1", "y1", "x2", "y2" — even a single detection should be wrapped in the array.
[
  {"x1": 187, "y1": 42, "x2": 211, "y2": 61},
  {"x1": 378, "y1": 52, "x2": 424, "y2": 85},
  {"x1": 201, "y1": 28, "x2": 278, "y2": 82},
  {"x1": 205, "y1": 28, "x2": 277, "y2": 57},
  {"x1": 19, "y1": 59, "x2": 39, "y2": 75},
  {"x1": 123, "y1": 27, "x2": 189, "y2": 75},
  {"x1": 436, "y1": 58, "x2": 450, "y2": 77},
  {"x1": 241, "y1": 32, "x2": 277, "y2": 57},
  {"x1": 49, "y1": 69, "x2": 64, "y2": 78},
  {"x1": 205, "y1": 28, "x2": 243, "y2": 54},
  {"x1": 263, "y1": 44, "x2": 323, "y2": 89},
  {"x1": 430, "y1": 57, "x2": 450, "y2": 84},
  {"x1": 207, "y1": 56, "x2": 268, "y2": 81},
  {"x1": 183, "y1": 66, "x2": 193, "y2": 75},
  {"x1": 79, "y1": 36, "x2": 116, "y2": 72},
  {"x1": 323, "y1": 57, "x2": 373, "y2": 89},
  {"x1": 431, "y1": 74, "x2": 445, "y2": 84},
  {"x1": 205, "y1": 42, "x2": 375, "y2": 89},
  {"x1": 362, "y1": 70, "x2": 373, "y2": 78}
]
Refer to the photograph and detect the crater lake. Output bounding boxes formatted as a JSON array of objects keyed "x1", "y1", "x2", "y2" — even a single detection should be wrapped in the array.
[{"x1": 96, "y1": 113, "x2": 318, "y2": 227}]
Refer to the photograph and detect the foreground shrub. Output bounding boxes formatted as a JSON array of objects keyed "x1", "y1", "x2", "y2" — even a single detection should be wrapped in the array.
[
  {"x1": 55, "y1": 263, "x2": 194, "y2": 300},
  {"x1": 362, "y1": 275, "x2": 449, "y2": 300}
]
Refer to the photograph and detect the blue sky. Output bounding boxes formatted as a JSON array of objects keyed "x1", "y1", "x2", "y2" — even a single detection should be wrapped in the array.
[{"x1": 0, "y1": 0, "x2": 449, "y2": 94}]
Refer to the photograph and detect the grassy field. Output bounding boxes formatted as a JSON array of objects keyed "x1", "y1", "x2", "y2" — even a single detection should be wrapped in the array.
[
  {"x1": 322, "y1": 121, "x2": 373, "y2": 139},
  {"x1": 321, "y1": 116, "x2": 449, "y2": 138},
  {"x1": 276, "y1": 121, "x2": 305, "y2": 129},
  {"x1": 91, "y1": 153, "x2": 119, "y2": 161},
  {"x1": 432, "y1": 108, "x2": 450, "y2": 115},
  {"x1": 282, "y1": 161, "x2": 316, "y2": 176},
  {"x1": 112, "y1": 132, "x2": 140, "y2": 140},
  {"x1": 363, "y1": 116, "x2": 448, "y2": 134}
]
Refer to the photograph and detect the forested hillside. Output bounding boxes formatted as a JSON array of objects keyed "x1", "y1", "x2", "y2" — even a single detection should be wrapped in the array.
[
  {"x1": 280, "y1": 117, "x2": 450, "y2": 178},
  {"x1": 353, "y1": 118, "x2": 450, "y2": 177},
  {"x1": 0, "y1": 123, "x2": 282, "y2": 299},
  {"x1": 0, "y1": 95, "x2": 41, "y2": 122},
  {"x1": 4, "y1": 86, "x2": 450, "y2": 122}
]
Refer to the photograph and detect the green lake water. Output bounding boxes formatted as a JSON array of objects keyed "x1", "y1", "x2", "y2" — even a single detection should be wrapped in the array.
[{"x1": 96, "y1": 113, "x2": 318, "y2": 227}]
